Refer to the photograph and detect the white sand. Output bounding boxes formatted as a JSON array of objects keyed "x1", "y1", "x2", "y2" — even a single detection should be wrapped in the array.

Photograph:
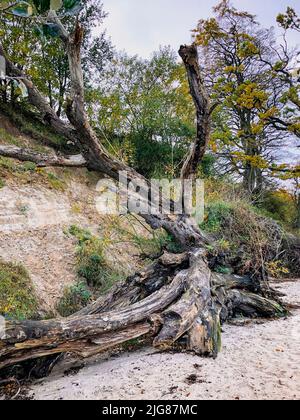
[{"x1": 31, "y1": 280, "x2": 300, "y2": 400}]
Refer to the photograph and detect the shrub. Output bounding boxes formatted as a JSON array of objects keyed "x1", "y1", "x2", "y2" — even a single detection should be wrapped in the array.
[
  {"x1": 68, "y1": 225, "x2": 112, "y2": 288},
  {"x1": 0, "y1": 156, "x2": 37, "y2": 175},
  {"x1": 0, "y1": 260, "x2": 38, "y2": 320},
  {"x1": 201, "y1": 201, "x2": 233, "y2": 232},
  {"x1": 202, "y1": 200, "x2": 289, "y2": 277},
  {"x1": 77, "y1": 253, "x2": 107, "y2": 286},
  {"x1": 56, "y1": 282, "x2": 92, "y2": 317}
]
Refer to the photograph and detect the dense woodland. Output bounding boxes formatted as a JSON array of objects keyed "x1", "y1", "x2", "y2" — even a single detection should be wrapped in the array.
[{"x1": 0, "y1": 0, "x2": 299, "y2": 383}]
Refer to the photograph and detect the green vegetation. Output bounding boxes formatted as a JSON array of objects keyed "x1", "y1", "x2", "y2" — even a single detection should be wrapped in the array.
[
  {"x1": 111, "y1": 218, "x2": 184, "y2": 257},
  {"x1": 0, "y1": 155, "x2": 66, "y2": 190},
  {"x1": 0, "y1": 156, "x2": 37, "y2": 173},
  {"x1": 56, "y1": 225, "x2": 127, "y2": 315},
  {"x1": 68, "y1": 225, "x2": 121, "y2": 291},
  {"x1": 260, "y1": 190, "x2": 298, "y2": 230},
  {"x1": 0, "y1": 105, "x2": 69, "y2": 153},
  {"x1": 68, "y1": 225, "x2": 107, "y2": 287},
  {"x1": 0, "y1": 259, "x2": 38, "y2": 320},
  {"x1": 56, "y1": 282, "x2": 92, "y2": 317},
  {"x1": 201, "y1": 201, "x2": 233, "y2": 233}
]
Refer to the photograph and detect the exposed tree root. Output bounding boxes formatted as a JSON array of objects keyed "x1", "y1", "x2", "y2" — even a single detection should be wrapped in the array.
[{"x1": 0, "y1": 251, "x2": 286, "y2": 373}]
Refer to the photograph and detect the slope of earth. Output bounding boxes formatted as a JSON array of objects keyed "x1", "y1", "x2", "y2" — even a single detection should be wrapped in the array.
[
  {"x1": 30, "y1": 279, "x2": 300, "y2": 400},
  {"x1": 0, "y1": 112, "x2": 153, "y2": 313}
]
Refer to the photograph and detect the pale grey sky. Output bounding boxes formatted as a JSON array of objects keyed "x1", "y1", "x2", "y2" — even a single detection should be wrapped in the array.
[{"x1": 102, "y1": 0, "x2": 299, "y2": 57}]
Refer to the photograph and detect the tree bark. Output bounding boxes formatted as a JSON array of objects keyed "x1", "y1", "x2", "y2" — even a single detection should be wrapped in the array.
[
  {"x1": 179, "y1": 45, "x2": 213, "y2": 180},
  {"x1": 0, "y1": 145, "x2": 86, "y2": 168},
  {"x1": 0, "y1": 251, "x2": 209, "y2": 369},
  {"x1": 0, "y1": 14, "x2": 287, "y2": 374}
]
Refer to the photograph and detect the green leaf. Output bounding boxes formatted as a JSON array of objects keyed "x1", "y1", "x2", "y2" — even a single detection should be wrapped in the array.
[{"x1": 9, "y1": 1, "x2": 33, "y2": 17}]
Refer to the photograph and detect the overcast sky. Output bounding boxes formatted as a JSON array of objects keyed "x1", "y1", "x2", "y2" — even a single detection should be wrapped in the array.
[{"x1": 102, "y1": 0, "x2": 299, "y2": 57}]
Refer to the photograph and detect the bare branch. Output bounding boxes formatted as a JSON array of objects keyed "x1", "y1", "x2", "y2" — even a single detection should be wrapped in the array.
[{"x1": 0, "y1": 43, "x2": 77, "y2": 144}]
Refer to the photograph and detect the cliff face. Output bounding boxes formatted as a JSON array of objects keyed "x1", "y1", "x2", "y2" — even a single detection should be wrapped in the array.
[{"x1": 0, "y1": 113, "x2": 150, "y2": 313}]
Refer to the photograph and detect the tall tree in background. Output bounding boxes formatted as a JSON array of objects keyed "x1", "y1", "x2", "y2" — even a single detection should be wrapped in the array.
[
  {"x1": 92, "y1": 48, "x2": 195, "y2": 178},
  {"x1": 193, "y1": 0, "x2": 295, "y2": 198},
  {"x1": 266, "y1": 6, "x2": 300, "y2": 229}
]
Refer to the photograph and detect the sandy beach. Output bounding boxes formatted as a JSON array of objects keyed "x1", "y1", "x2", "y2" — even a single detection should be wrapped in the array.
[{"x1": 30, "y1": 279, "x2": 300, "y2": 401}]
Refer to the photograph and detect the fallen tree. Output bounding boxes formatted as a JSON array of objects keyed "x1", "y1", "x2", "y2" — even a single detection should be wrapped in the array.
[
  {"x1": 0, "y1": 251, "x2": 286, "y2": 370},
  {"x1": 0, "y1": 9, "x2": 289, "y2": 373}
]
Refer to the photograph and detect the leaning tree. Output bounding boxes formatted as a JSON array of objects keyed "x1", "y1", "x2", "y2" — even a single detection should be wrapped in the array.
[{"x1": 0, "y1": 1, "x2": 288, "y2": 372}]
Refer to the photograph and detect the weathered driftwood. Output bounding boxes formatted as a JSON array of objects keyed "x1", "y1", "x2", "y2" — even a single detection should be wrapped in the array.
[
  {"x1": 153, "y1": 250, "x2": 219, "y2": 357},
  {"x1": 179, "y1": 45, "x2": 216, "y2": 181}
]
